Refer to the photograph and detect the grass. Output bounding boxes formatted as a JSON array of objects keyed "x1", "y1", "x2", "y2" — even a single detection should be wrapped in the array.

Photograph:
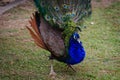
[{"x1": 0, "y1": 1, "x2": 120, "y2": 80}]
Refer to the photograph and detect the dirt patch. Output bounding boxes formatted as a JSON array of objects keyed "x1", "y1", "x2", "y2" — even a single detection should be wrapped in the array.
[
  {"x1": 0, "y1": 0, "x2": 35, "y2": 29},
  {"x1": 92, "y1": 0, "x2": 120, "y2": 8}
]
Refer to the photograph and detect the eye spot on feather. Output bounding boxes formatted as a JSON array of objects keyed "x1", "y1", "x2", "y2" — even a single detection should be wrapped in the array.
[
  {"x1": 54, "y1": 6, "x2": 60, "y2": 11},
  {"x1": 71, "y1": 13, "x2": 75, "y2": 17},
  {"x1": 45, "y1": 15, "x2": 51, "y2": 21},
  {"x1": 41, "y1": 1, "x2": 45, "y2": 7},
  {"x1": 63, "y1": 4, "x2": 69, "y2": 9},
  {"x1": 53, "y1": 17, "x2": 57, "y2": 23}
]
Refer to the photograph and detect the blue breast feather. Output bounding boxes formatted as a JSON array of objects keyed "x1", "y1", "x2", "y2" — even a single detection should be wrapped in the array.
[{"x1": 61, "y1": 32, "x2": 86, "y2": 65}]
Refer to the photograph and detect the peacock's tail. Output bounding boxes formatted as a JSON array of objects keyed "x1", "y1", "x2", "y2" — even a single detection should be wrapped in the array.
[
  {"x1": 26, "y1": 12, "x2": 47, "y2": 50},
  {"x1": 34, "y1": 0, "x2": 92, "y2": 29}
]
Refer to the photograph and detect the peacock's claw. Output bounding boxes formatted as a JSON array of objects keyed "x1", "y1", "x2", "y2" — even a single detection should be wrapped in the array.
[
  {"x1": 67, "y1": 64, "x2": 76, "y2": 72},
  {"x1": 49, "y1": 71, "x2": 57, "y2": 79}
]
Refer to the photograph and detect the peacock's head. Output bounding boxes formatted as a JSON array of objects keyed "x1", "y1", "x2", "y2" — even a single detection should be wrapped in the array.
[{"x1": 71, "y1": 27, "x2": 82, "y2": 43}]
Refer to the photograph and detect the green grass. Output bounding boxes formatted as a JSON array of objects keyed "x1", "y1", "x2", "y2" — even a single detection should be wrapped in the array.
[{"x1": 0, "y1": 1, "x2": 120, "y2": 80}]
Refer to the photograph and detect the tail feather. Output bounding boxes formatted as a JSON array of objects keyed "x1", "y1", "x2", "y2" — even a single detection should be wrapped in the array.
[
  {"x1": 26, "y1": 13, "x2": 47, "y2": 50},
  {"x1": 29, "y1": 14, "x2": 40, "y2": 36}
]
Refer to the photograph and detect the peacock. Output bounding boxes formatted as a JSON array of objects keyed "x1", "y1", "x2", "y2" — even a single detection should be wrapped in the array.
[{"x1": 26, "y1": 0, "x2": 92, "y2": 78}]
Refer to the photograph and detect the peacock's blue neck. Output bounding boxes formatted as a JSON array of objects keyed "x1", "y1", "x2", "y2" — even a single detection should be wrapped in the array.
[
  {"x1": 55, "y1": 32, "x2": 86, "y2": 65},
  {"x1": 65, "y1": 32, "x2": 86, "y2": 65}
]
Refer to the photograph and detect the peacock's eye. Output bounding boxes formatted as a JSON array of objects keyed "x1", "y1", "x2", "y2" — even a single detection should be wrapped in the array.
[
  {"x1": 73, "y1": 35, "x2": 77, "y2": 40},
  {"x1": 73, "y1": 33, "x2": 80, "y2": 40}
]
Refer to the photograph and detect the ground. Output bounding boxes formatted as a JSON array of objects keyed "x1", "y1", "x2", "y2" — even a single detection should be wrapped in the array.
[{"x1": 0, "y1": 0, "x2": 120, "y2": 80}]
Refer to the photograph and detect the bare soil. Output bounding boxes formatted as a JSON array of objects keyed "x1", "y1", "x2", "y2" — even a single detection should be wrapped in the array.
[
  {"x1": 0, "y1": 0, "x2": 35, "y2": 29},
  {"x1": 92, "y1": 0, "x2": 119, "y2": 8}
]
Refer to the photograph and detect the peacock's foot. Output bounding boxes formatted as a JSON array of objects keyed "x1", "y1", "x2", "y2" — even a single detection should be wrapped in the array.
[
  {"x1": 67, "y1": 64, "x2": 76, "y2": 72},
  {"x1": 49, "y1": 71, "x2": 57, "y2": 79}
]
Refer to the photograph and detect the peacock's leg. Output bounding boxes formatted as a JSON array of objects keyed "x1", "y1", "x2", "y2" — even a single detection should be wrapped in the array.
[
  {"x1": 67, "y1": 64, "x2": 76, "y2": 72},
  {"x1": 49, "y1": 60, "x2": 57, "y2": 78}
]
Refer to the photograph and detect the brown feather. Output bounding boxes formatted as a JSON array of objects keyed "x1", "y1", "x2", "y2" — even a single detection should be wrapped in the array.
[
  {"x1": 26, "y1": 26, "x2": 46, "y2": 49},
  {"x1": 26, "y1": 14, "x2": 47, "y2": 50},
  {"x1": 29, "y1": 14, "x2": 40, "y2": 36}
]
